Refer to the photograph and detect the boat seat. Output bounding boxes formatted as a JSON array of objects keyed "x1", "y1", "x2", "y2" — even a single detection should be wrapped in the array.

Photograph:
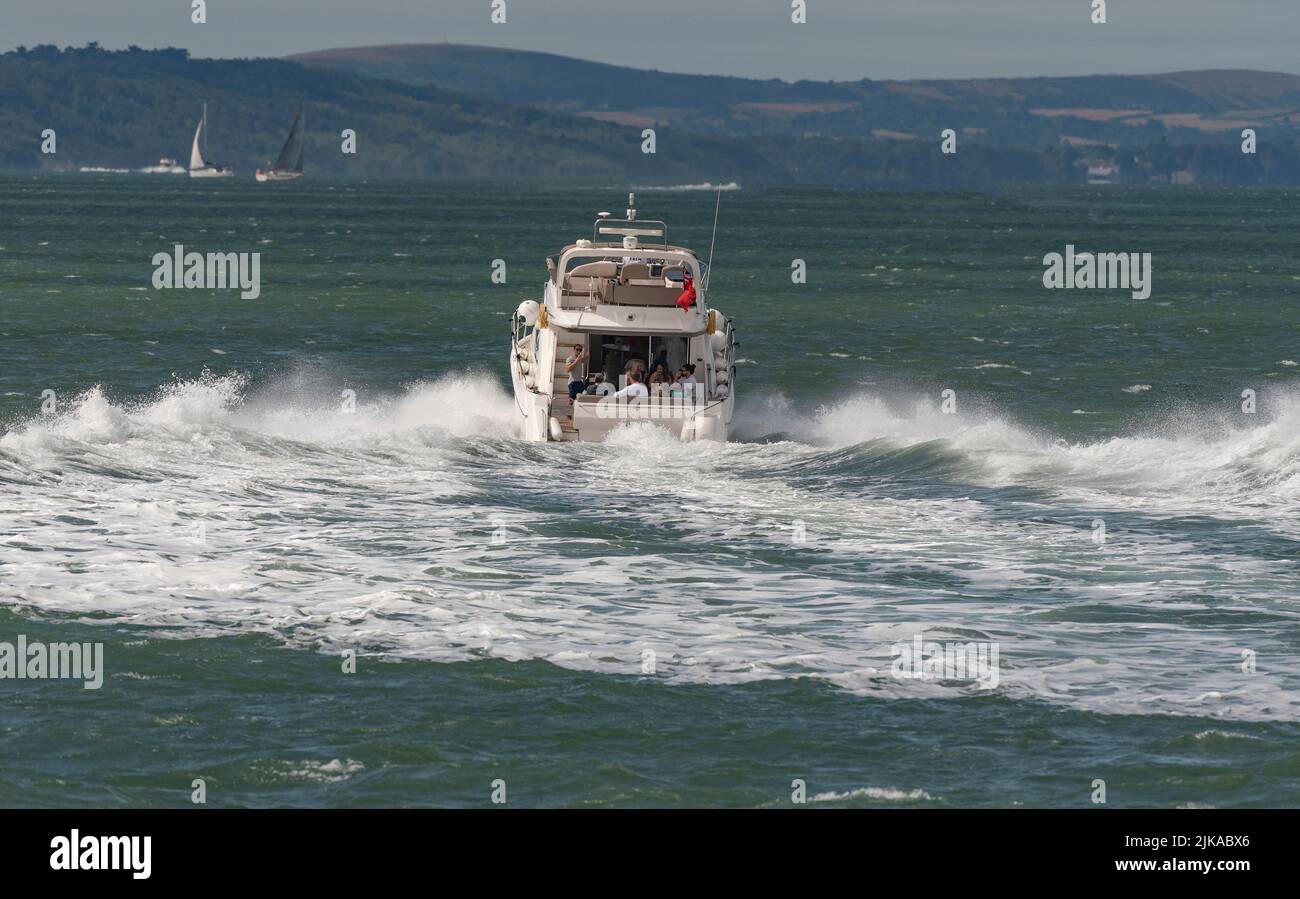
[
  {"x1": 566, "y1": 261, "x2": 616, "y2": 288},
  {"x1": 609, "y1": 284, "x2": 685, "y2": 306},
  {"x1": 570, "y1": 261, "x2": 617, "y2": 278},
  {"x1": 620, "y1": 262, "x2": 651, "y2": 282},
  {"x1": 564, "y1": 261, "x2": 615, "y2": 297}
]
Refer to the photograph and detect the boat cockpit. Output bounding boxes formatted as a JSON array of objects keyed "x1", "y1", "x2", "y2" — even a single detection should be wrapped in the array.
[
  {"x1": 550, "y1": 250, "x2": 705, "y2": 310},
  {"x1": 547, "y1": 204, "x2": 707, "y2": 310}
]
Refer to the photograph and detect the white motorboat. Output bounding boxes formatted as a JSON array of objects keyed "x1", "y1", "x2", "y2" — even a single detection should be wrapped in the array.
[
  {"x1": 141, "y1": 157, "x2": 186, "y2": 174},
  {"x1": 509, "y1": 193, "x2": 736, "y2": 442}
]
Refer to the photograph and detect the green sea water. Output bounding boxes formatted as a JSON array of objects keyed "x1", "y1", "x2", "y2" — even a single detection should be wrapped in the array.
[{"x1": 1, "y1": 175, "x2": 1299, "y2": 807}]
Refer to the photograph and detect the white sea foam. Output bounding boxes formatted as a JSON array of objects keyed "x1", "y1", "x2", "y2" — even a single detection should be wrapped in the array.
[
  {"x1": 810, "y1": 787, "x2": 933, "y2": 803},
  {"x1": 260, "y1": 758, "x2": 365, "y2": 783},
  {"x1": 3, "y1": 376, "x2": 1300, "y2": 722},
  {"x1": 632, "y1": 182, "x2": 741, "y2": 192}
]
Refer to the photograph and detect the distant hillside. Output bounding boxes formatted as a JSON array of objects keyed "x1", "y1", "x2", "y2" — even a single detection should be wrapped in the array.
[
  {"x1": 292, "y1": 44, "x2": 1300, "y2": 151},
  {"x1": 2, "y1": 45, "x2": 1298, "y2": 188},
  {"x1": 290, "y1": 43, "x2": 856, "y2": 112},
  {"x1": 0, "y1": 44, "x2": 771, "y2": 181}
]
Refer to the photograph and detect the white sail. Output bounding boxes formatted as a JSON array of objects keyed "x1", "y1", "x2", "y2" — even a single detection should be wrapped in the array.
[{"x1": 189, "y1": 118, "x2": 205, "y2": 170}]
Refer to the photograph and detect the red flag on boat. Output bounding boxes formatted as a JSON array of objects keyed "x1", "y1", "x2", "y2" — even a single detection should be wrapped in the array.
[{"x1": 675, "y1": 274, "x2": 696, "y2": 312}]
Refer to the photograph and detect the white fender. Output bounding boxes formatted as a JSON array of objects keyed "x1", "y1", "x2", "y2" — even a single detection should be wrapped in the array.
[{"x1": 549, "y1": 417, "x2": 563, "y2": 441}]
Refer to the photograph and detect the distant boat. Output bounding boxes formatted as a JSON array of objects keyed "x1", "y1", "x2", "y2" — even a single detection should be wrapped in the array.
[
  {"x1": 189, "y1": 104, "x2": 233, "y2": 178},
  {"x1": 141, "y1": 157, "x2": 186, "y2": 174},
  {"x1": 256, "y1": 103, "x2": 305, "y2": 182}
]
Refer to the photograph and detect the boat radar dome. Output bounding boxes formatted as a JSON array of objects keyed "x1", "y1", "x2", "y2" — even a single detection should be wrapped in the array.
[{"x1": 623, "y1": 236, "x2": 639, "y2": 251}]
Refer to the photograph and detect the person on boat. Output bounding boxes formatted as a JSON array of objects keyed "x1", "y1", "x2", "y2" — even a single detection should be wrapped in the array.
[
  {"x1": 623, "y1": 355, "x2": 647, "y2": 380},
  {"x1": 648, "y1": 362, "x2": 672, "y2": 387},
  {"x1": 584, "y1": 372, "x2": 614, "y2": 397},
  {"x1": 565, "y1": 343, "x2": 588, "y2": 400},
  {"x1": 675, "y1": 364, "x2": 698, "y2": 402},
  {"x1": 675, "y1": 273, "x2": 697, "y2": 313},
  {"x1": 611, "y1": 369, "x2": 648, "y2": 401}
]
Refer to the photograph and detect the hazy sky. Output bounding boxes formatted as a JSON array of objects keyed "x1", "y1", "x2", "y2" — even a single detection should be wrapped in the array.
[{"x1": 2, "y1": 0, "x2": 1297, "y2": 81}]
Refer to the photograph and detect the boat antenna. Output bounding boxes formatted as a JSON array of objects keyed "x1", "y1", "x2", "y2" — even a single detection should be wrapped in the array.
[{"x1": 703, "y1": 188, "x2": 721, "y2": 291}]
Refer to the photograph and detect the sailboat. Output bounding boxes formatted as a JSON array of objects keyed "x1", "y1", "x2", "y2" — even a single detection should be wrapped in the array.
[
  {"x1": 256, "y1": 103, "x2": 305, "y2": 182},
  {"x1": 188, "y1": 104, "x2": 233, "y2": 178}
]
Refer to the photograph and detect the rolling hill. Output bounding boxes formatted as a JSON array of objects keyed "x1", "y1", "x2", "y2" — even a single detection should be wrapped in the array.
[
  {"x1": 2, "y1": 44, "x2": 1298, "y2": 188},
  {"x1": 0, "y1": 44, "x2": 771, "y2": 181},
  {"x1": 291, "y1": 44, "x2": 1300, "y2": 151}
]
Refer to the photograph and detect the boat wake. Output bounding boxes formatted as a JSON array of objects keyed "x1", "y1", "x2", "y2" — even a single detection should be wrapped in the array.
[
  {"x1": 743, "y1": 388, "x2": 1300, "y2": 511},
  {"x1": 3, "y1": 373, "x2": 1299, "y2": 722},
  {"x1": 630, "y1": 182, "x2": 742, "y2": 192},
  {"x1": 1, "y1": 370, "x2": 515, "y2": 466}
]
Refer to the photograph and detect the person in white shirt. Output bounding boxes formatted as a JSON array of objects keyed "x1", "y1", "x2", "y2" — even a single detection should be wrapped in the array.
[
  {"x1": 611, "y1": 369, "x2": 648, "y2": 400},
  {"x1": 675, "y1": 364, "x2": 698, "y2": 402}
]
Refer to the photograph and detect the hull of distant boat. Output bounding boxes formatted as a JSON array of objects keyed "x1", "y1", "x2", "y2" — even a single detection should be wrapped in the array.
[
  {"x1": 189, "y1": 166, "x2": 234, "y2": 178},
  {"x1": 255, "y1": 170, "x2": 304, "y2": 183}
]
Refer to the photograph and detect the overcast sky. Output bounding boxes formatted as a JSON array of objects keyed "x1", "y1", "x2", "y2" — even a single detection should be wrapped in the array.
[{"x1": 2, "y1": 0, "x2": 1297, "y2": 81}]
